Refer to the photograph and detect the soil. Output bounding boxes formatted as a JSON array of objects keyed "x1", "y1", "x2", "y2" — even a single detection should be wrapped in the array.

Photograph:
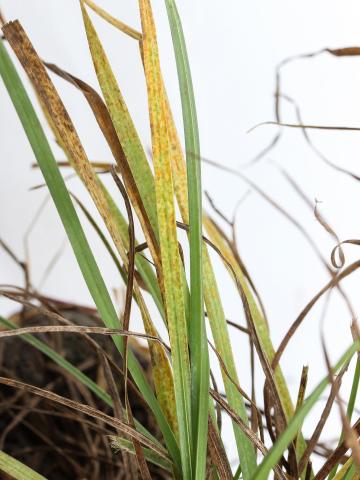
[{"x1": 0, "y1": 303, "x2": 169, "y2": 479}]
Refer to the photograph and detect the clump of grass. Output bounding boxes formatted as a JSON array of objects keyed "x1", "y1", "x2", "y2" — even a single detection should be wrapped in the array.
[{"x1": 1, "y1": 1, "x2": 360, "y2": 479}]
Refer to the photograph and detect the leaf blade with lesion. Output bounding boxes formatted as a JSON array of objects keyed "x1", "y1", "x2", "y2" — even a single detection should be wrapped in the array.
[
  {"x1": 79, "y1": 3, "x2": 159, "y2": 251},
  {"x1": 138, "y1": 1, "x2": 193, "y2": 477}
]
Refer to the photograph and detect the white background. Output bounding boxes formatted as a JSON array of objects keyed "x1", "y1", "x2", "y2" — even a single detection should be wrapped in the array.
[{"x1": 2, "y1": 0, "x2": 360, "y2": 466}]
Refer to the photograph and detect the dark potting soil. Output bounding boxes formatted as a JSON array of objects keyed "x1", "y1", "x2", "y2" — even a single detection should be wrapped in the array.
[{"x1": 0, "y1": 304, "x2": 170, "y2": 479}]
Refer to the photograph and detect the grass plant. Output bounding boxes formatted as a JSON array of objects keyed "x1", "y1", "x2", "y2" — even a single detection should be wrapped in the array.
[{"x1": 1, "y1": 1, "x2": 360, "y2": 479}]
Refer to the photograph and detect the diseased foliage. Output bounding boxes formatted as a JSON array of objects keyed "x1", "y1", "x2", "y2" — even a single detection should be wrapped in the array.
[{"x1": 1, "y1": 2, "x2": 360, "y2": 479}]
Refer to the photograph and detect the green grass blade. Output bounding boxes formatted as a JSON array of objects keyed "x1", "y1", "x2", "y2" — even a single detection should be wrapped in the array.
[
  {"x1": 202, "y1": 252, "x2": 257, "y2": 477},
  {"x1": 0, "y1": 450, "x2": 47, "y2": 480},
  {"x1": 253, "y1": 340, "x2": 360, "y2": 480},
  {"x1": 164, "y1": 2, "x2": 209, "y2": 477},
  {"x1": 0, "y1": 38, "x2": 181, "y2": 474},
  {"x1": 205, "y1": 215, "x2": 309, "y2": 475}
]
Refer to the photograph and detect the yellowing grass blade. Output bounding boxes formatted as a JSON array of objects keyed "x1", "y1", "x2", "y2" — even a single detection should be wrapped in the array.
[
  {"x1": 78, "y1": 0, "x2": 190, "y2": 226},
  {"x1": 79, "y1": 3, "x2": 159, "y2": 249},
  {"x1": 138, "y1": 1, "x2": 192, "y2": 478}
]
